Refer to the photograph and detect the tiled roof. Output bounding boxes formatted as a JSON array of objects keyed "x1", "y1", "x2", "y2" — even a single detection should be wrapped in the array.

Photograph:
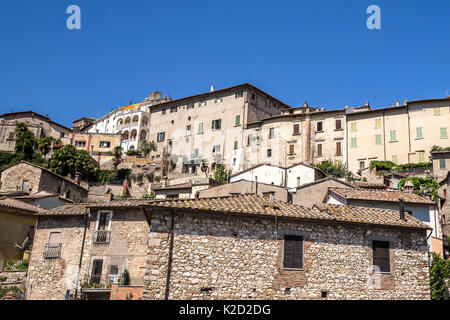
[
  {"x1": 352, "y1": 181, "x2": 387, "y2": 189},
  {"x1": 85, "y1": 199, "x2": 151, "y2": 208},
  {"x1": 0, "y1": 197, "x2": 47, "y2": 214},
  {"x1": 326, "y1": 204, "x2": 430, "y2": 230},
  {"x1": 153, "y1": 182, "x2": 192, "y2": 191},
  {"x1": 148, "y1": 194, "x2": 429, "y2": 229},
  {"x1": 329, "y1": 187, "x2": 435, "y2": 205},
  {"x1": 42, "y1": 204, "x2": 87, "y2": 216}
]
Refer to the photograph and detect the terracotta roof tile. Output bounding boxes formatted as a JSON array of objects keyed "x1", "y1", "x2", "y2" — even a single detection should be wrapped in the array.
[
  {"x1": 329, "y1": 187, "x2": 435, "y2": 205},
  {"x1": 0, "y1": 197, "x2": 48, "y2": 214},
  {"x1": 42, "y1": 204, "x2": 87, "y2": 216}
]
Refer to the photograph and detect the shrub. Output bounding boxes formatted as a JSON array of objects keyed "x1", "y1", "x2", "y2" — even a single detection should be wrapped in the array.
[
  {"x1": 122, "y1": 269, "x2": 130, "y2": 286},
  {"x1": 430, "y1": 253, "x2": 450, "y2": 300},
  {"x1": 142, "y1": 192, "x2": 156, "y2": 199}
]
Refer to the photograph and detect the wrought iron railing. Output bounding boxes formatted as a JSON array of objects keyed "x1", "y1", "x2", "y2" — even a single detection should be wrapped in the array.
[
  {"x1": 93, "y1": 230, "x2": 110, "y2": 244},
  {"x1": 44, "y1": 243, "x2": 62, "y2": 259}
]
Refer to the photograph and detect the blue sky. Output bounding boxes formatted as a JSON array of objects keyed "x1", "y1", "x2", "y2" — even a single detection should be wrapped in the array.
[{"x1": 0, "y1": 0, "x2": 449, "y2": 127}]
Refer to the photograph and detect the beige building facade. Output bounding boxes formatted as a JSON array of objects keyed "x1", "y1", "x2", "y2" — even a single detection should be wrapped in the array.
[{"x1": 71, "y1": 132, "x2": 122, "y2": 165}]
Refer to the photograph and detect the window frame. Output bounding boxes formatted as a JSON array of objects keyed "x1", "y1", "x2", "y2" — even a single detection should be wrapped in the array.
[
  {"x1": 282, "y1": 235, "x2": 304, "y2": 270},
  {"x1": 372, "y1": 240, "x2": 391, "y2": 274}
]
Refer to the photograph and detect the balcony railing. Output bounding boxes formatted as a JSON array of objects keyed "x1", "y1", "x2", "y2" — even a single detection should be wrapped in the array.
[
  {"x1": 90, "y1": 274, "x2": 102, "y2": 286},
  {"x1": 93, "y1": 230, "x2": 110, "y2": 244},
  {"x1": 44, "y1": 243, "x2": 62, "y2": 259}
]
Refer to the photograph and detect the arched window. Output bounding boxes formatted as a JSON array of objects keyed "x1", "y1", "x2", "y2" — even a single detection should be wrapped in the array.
[{"x1": 122, "y1": 130, "x2": 129, "y2": 140}]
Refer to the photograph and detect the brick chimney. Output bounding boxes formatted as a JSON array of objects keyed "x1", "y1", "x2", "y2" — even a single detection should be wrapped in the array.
[
  {"x1": 74, "y1": 172, "x2": 81, "y2": 185},
  {"x1": 122, "y1": 180, "x2": 128, "y2": 197},
  {"x1": 104, "y1": 188, "x2": 114, "y2": 202}
]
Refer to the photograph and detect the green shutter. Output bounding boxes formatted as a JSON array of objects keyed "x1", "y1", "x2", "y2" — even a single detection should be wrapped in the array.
[
  {"x1": 416, "y1": 127, "x2": 422, "y2": 139},
  {"x1": 375, "y1": 135, "x2": 381, "y2": 145},
  {"x1": 440, "y1": 159, "x2": 446, "y2": 169},
  {"x1": 441, "y1": 127, "x2": 447, "y2": 139},
  {"x1": 390, "y1": 130, "x2": 396, "y2": 142},
  {"x1": 218, "y1": 119, "x2": 222, "y2": 130}
]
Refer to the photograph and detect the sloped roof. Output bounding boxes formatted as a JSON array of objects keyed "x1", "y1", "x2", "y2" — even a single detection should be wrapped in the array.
[
  {"x1": 42, "y1": 204, "x2": 87, "y2": 216},
  {"x1": 0, "y1": 197, "x2": 48, "y2": 214},
  {"x1": 328, "y1": 187, "x2": 435, "y2": 205}
]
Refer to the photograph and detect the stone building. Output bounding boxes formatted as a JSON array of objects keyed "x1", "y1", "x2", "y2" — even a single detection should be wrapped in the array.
[
  {"x1": 143, "y1": 194, "x2": 430, "y2": 300},
  {"x1": 85, "y1": 92, "x2": 172, "y2": 153},
  {"x1": 26, "y1": 199, "x2": 150, "y2": 300},
  {"x1": 0, "y1": 111, "x2": 72, "y2": 152},
  {"x1": 70, "y1": 132, "x2": 122, "y2": 165},
  {"x1": 229, "y1": 163, "x2": 326, "y2": 190},
  {"x1": 431, "y1": 150, "x2": 450, "y2": 182},
  {"x1": 25, "y1": 194, "x2": 431, "y2": 300},
  {"x1": 0, "y1": 197, "x2": 45, "y2": 264},
  {"x1": 325, "y1": 187, "x2": 442, "y2": 255},
  {"x1": 0, "y1": 162, "x2": 88, "y2": 203}
]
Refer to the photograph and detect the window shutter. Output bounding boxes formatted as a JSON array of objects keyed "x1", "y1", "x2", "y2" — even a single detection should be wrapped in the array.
[
  {"x1": 218, "y1": 119, "x2": 221, "y2": 130},
  {"x1": 373, "y1": 241, "x2": 390, "y2": 273},
  {"x1": 283, "y1": 235, "x2": 303, "y2": 269}
]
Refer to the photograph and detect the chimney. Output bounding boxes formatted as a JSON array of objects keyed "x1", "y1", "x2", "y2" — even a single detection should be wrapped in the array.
[
  {"x1": 396, "y1": 100, "x2": 400, "y2": 107},
  {"x1": 365, "y1": 101, "x2": 370, "y2": 107},
  {"x1": 403, "y1": 180, "x2": 414, "y2": 193},
  {"x1": 269, "y1": 192, "x2": 275, "y2": 209},
  {"x1": 122, "y1": 180, "x2": 128, "y2": 197},
  {"x1": 74, "y1": 172, "x2": 81, "y2": 185},
  {"x1": 303, "y1": 101, "x2": 309, "y2": 108},
  {"x1": 210, "y1": 85, "x2": 215, "y2": 92},
  {"x1": 399, "y1": 198, "x2": 405, "y2": 220},
  {"x1": 104, "y1": 188, "x2": 114, "y2": 202},
  {"x1": 255, "y1": 176, "x2": 258, "y2": 195}
]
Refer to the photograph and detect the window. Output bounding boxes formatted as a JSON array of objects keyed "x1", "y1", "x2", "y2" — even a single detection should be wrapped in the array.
[
  {"x1": 389, "y1": 130, "x2": 397, "y2": 142},
  {"x1": 416, "y1": 127, "x2": 423, "y2": 139},
  {"x1": 60, "y1": 132, "x2": 65, "y2": 138},
  {"x1": 234, "y1": 141, "x2": 239, "y2": 150},
  {"x1": 8, "y1": 132, "x2": 15, "y2": 140},
  {"x1": 441, "y1": 127, "x2": 447, "y2": 139},
  {"x1": 293, "y1": 123, "x2": 300, "y2": 135},
  {"x1": 94, "y1": 211, "x2": 112, "y2": 244},
  {"x1": 440, "y1": 159, "x2": 447, "y2": 170},
  {"x1": 375, "y1": 134, "x2": 382, "y2": 145},
  {"x1": 372, "y1": 240, "x2": 390, "y2": 273},
  {"x1": 335, "y1": 119, "x2": 342, "y2": 130},
  {"x1": 269, "y1": 128, "x2": 275, "y2": 139},
  {"x1": 90, "y1": 259, "x2": 103, "y2": 285},
  {"x1": 170, "y1": 106, "x2": 177, "y2": 113},
  {"x1": 162, "y1": 108, "x2": 166, "y2": 115},
  {"x1": 157, "y1": 132, "x2": 165, "y2": 142},
  {"x1": 99, "y1": 141, "x2": 111, "y2": 148},
  {"x1": 215, "y1": 97, "x2": 223, "y2": 103},
  {"x1": 235, "y1": 91, "x2": 244, "y2": 98},
  {"x1": 109, "y1": 265, "x2": 120, "y2": 284},
  {"x1": 297, "y1": 177, "x2": 301, "y2": 187},
  {"x1": 317, "y1": 122, "x2": 323, "y2": 132},
  {"x1": 267, "y1": 149, "x2": 272, "y2": 157},
  {"x1": 193, "y1": 148, "x2": 199, "y2": 158},
  {"x1": 336, "y1": 141, "x2": 342, "y2": 156},
  {"x1": 187, "y1": 103, "x2": 195, "y2": 109},
  {"x1": 74, "y1": 140, "x2": 86, "y2": 147},
  {"x1": 233, "y1": 158, "x2": 237, "y2": 166},
  {"x1": 434, "y1": 107, "x2": 441, "y2": 116},
  {"x1": 199, "y1": 100, "x2": 207, "y2": 107},
  {"x1": 186, "y1": 125, "x2": 191, "y2": 136},
  {"x1": 359, "y1": 161, "x2": 365, "y2": 170},
  {"x1": 418, "y1": 151, "x2": 425, "y2": 163},
  {"x1": 283, "y1": 235, "x2": 303, "y2": 269},
  {"x1": 289, "y1": 145, "x2": 295, "y2": 155},
  {"x1": 392, "y1": 155, "x2": 398, "y2": 164},
  {"x1": 251, "y1": 93, "x2": 256, "y2": 100},
  {"x1": 197, "y1": 122, "x2": 204, "y2": 134},
  {"x1": 212, "y1": 145, "x2": 221, "y2": 153},
  {"x1": 350, "y1": 122, "x2": 357, "y2": 132},
  {"x1": 235, "y1": 115, "x2": 241, "y2": 126},
  {"x1": 44, "y1": 232, "x2": 62, "y2": 259},
  {"x1": 22, "y1": 180, "x2": 29, "y2": 193},
  {"x1": 375, "y1": 118, "x2": 381, "y2": 129},
  {"x1": 247, "y1": 134, "x2": 251, "y2": 146},
  {"x1": 212, "y1": 119, "x2": 222, "y2": 131},
  {"x1": 351, "y1": 137, "x2": 357, "y2": 148},
  {"x1": 317, "y1": 144, "x2": 323, "y2": 157}
]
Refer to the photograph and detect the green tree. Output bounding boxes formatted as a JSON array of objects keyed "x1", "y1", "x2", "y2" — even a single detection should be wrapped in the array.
[
  {"x1": 430, "y1": 253, "x2": 450, "y2": 300},
  {"x1": 49, "y1": 145, "x2": 98, "y2": 181},
  {"x1": 212, "y1": 163, "x2": 231, "y2": 184},
  {"x1": 312, "y1": 160, "x2": 348, "y2": 178},
  {"x1": 36, "y1": 136, "x2": 57, "y2": 161},
  {"x1": 399, "y1": 177, "x2": 439, "y2": 199},
  {"x1": 14, "y1": 123, "x2": 36, "y2": 161},
  {"x1": 140, "y1": 140, "x2": 157, "y2": 158},
  {"x1": 112, "y1": 146, "x2": 123, "y2": 174}
]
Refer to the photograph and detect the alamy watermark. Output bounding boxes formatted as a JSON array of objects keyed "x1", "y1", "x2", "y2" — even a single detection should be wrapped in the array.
[
  {"x1": 66, "y1": 5, "x2": 81, "y2": 30},
  {"x1": 366, "y1": 5, "x2": 381, "y2": 30}
]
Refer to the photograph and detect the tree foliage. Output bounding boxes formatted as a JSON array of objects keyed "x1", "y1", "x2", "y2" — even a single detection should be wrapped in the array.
[
  {"x1": 430, "y1": 253, "x2": 450, "y2": 300},
  {"x1": 212, "y1": 163, "x2": 231, "y2": 184},
  {"x1": 49, "y1": 145, "x2": 98, "y2": 182},
  {"x1": 140, "y1": 140, "x2": 157, "y2": 158},
  {"x1": 398, "y1": 177, "x2": 439, "y2": 199},
  {"x1": 311, "y1": 160, "x2": 349, "y2": 178},
  {"x1": 14, "y1": 123, "x2": 36, "y2": 161}
]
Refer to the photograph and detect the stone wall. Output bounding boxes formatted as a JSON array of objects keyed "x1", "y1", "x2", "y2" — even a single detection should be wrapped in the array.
[{"x1": 144, "y1": 210, "x2": 430, "y2": 300}]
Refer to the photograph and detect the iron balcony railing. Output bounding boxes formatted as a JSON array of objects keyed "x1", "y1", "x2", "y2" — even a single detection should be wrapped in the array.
[
  {"x1": 93, "y1": 230, "x2": 111, "y2": 244},
  {"x1": 44, "y1": 243, "x2": 62, "y2": 259},
  {"x1": 90, "y1": 274, "x2": 102, "y2": 286}
]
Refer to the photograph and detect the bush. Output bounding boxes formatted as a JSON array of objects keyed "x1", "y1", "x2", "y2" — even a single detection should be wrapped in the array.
[
  {"x1": 122, "y1": 269, "x2": 130, "y2": 286},
  {"x1": 146, "y1": 172, "x2": 155, "y2": 182},
  {"x1": 312, "y1": 160, "x2": 348, "y2": 178},
  {"x1": 142, "y1": 192, "x2": 156, "y2": 199},
  {"x1": 430, "y1": 253, "x2": 450, "y2": 300},
  {"x1": 97, "y1": 169, "x2": 115, "y2": 184},
  {"x1": 4, "y1": 259, "x2": 29, "y2": 271},
  {"x1": 399, "y1": 177, "x2": 439, "y2": 199}
]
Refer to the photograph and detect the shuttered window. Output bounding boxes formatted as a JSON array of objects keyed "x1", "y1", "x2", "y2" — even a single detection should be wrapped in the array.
[
  {"x1": 293, "y1": 123, "x2": 300, "y2": 134},
  {"x1": 372, "y1": 240, "x2": 390, "y2": 273},
  {"x1": 289, "y1": 145, "x2": 295, "y2": 155},
  {"x1": 283, "y1": 235, "x2": 303, "y2": 269}
]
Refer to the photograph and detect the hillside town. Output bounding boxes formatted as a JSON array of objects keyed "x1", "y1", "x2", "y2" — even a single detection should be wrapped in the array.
[{"x1": 0, "y1": 83, "x2": 449, "y2": 300}]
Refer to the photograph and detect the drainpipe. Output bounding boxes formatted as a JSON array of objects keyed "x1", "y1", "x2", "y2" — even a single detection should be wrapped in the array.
[
  {"x1": 164, "y1": 210, "x2": 175, "y2": 300},
  {"x1": 74, "y1": 208, "x2": 89, "y2": 300},
  {"x1": 382, "y1": 110, "x2": 386, "y2": 161}
]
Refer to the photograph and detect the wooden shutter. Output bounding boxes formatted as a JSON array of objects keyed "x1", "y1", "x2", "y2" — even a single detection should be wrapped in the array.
[
  {"x1": 283, "y1": 235, "x2": 303, "y2": 269},
  {"x1": 373, "y1": 240, "x2": 390, "y2": 273},
  {"x1": 289, "y1": 145, "x2": 294, "y2": 155},
  {"x1": 336, "y1": 142, "x2": 341, "y2": 155},
  {"x1": 293, "y1": 124, "x2": 299, "y2": 134}
]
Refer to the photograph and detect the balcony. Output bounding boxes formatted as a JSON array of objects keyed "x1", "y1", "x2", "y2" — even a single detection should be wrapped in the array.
[
  {"x1": 93, "y1": 230, "x2": 111, "y2": 244},
  {"x1": 44, "y1": 243, "x2": 62, "y2": 259}
]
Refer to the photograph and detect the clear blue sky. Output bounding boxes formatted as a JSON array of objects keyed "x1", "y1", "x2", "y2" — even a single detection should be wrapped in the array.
[{"x1": 0, "y1": 0, "x2": 449, "y2": 127}]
